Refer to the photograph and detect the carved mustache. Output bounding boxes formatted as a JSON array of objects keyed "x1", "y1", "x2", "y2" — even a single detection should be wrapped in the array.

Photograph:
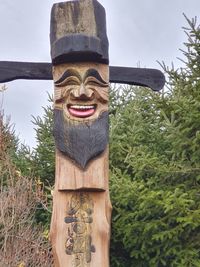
[{"x1": 55, "y1": 86, "x2": 108, "y2": 104}]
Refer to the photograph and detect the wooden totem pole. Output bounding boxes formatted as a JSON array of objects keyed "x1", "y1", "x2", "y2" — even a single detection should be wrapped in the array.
[
  {"x1": 0, "y1": 0, "x2": 165, "y2": 266},
  {"x1": 50, "y1": 2, "x2": 111, "y2": 265}
]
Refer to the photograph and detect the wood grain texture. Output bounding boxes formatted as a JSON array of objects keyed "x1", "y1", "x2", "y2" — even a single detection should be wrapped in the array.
[
  {"x1": 64, "y1": 192, "x2": 95, "y2": 263},
  {"x1": 55, "y1": 148, "x2": 108, "y2": 191},
  {"x1": 109, "y1": 66, "x2": 165, "y2": 91},
  {"x1": 0, "y1": 61, "x2": 52, "y2": 83},
  {"x1": 0, "y1": 61, "x2": 165, "y2": 91},
  {"x1": 50, "y1": 190, "x2": 112, "y2": 267},
  {"x1": 50, "y1": 59, "x2": 111, "y2": 266},
  {"x1": 50, "y1": 0, "x2": 109, "y2": 64}
]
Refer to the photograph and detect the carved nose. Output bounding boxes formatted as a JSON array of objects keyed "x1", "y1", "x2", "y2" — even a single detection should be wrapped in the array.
[
  {"x1": 79, "y1": 84, "x2": 86, "y2": 95},
  {"x1": 71, "y1": 84, "x2": 94, "y2": 100}
]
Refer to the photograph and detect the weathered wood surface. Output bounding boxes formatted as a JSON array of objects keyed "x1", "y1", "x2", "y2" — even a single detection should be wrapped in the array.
[
  {"x1": 50, "y1": 59, "x2": 111, "y2": 265},
  {"x1": 49, "y1": 1, "x2": 112, "y2": 266},
  {"x1": 55, "y1": 149, "x2": 108, "y2": 191},
  {"x1": 110, "y1": 66, "x2": 165, "y2": 91},
  {"x1": 51, "y1": 62, "x2": 110, "y2": 262},
  {"x1": 0, "y1": 61, "x2": 165, "y2": 91},
  {"x1": 51, "y1": 148, "x2": 111, "y2": 266},
  {"x1": 50, "y1": 189, "x2": 112, "y2": 267},
  {"x1": 50, "y1": 0, "x2": 109, "y2": 65},
  {"x1": 0, "y1": 61, "x2": 52, "y2": 83}
]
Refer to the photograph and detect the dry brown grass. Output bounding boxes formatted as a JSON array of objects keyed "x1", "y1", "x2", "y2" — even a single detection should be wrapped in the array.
[{"x1": 0, "y1": 111, "x2": 54, "y2": 267}]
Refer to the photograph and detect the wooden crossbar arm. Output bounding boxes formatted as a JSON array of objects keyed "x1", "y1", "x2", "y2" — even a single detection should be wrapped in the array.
[{"x1": 0, "y1": 61, "x2": 165, "y2": 91}]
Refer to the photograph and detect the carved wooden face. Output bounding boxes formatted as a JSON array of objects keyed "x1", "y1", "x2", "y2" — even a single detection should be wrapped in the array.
[{"x1": 53, "y1": 63, "x2": 109, "y2": 123}]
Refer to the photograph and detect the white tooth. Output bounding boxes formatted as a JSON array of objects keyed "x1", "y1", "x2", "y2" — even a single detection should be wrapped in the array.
[{"x1": 70, "y1": 105, "x2": 95, "y2": 109}]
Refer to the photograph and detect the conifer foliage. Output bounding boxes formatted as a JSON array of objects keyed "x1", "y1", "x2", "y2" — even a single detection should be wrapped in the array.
[{"x1": 110, "y1": 16, "x2": 200, "y2": 266}]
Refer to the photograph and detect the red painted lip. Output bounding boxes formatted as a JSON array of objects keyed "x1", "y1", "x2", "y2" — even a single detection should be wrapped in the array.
[{"x1": 68, "y1": 104, "x2": 96, "y2": 118}]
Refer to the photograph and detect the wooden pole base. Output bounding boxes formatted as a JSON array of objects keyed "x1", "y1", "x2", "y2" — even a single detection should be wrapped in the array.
[{"x1": 50, "y1": 190, "x2": 111, "y2": 267}]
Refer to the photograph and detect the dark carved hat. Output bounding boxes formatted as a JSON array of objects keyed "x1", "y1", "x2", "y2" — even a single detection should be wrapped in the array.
[{"x1": 50, "y1": 0, "x2": 109, "y2": 65}]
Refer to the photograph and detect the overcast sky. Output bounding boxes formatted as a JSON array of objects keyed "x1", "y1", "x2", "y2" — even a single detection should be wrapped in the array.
[{"x1": 0, "y1": 0, "x2": 200, "y2": 148}]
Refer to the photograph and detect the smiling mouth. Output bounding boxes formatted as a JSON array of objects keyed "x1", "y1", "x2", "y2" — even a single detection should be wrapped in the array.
[{"x1": 68, "y1": 104, "x2": 96, "y2": 118}]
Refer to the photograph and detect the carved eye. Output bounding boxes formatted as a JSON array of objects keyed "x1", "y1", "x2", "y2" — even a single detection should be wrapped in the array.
[
  {"x1": 87, "y1": 81, "x2": 101, "y2": 87},
  {"x1": 85, "y1": 77, "x2": 108, "y2": 88},
  {"x1": 55, "y1": 77, "x2": 80, "y2": 87},
  {"x1": 65, "y1": 79, "x2": 80, "y2": 86}
]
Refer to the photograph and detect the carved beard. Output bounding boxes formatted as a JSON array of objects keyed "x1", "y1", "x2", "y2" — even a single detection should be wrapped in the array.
[{"x1": 53, "y1": 110, "x2": 109, "y2": 169}]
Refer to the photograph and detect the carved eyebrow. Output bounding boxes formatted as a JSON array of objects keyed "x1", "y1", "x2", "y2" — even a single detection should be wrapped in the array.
[
  {"x1": 54, "y1": 69, "x2": 81, "y2": 85},
  {"x1": 84, "y1": 69, "x2": 108, "y2": 85}
]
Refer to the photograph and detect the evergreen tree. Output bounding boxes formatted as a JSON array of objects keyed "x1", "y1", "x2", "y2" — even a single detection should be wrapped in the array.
[
  {"x1": 110, "y1": 16, "x2": 200, "y2": 266},
  {"x1": 32, "y1": 94, "x2": 55, "y2": 185}
]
